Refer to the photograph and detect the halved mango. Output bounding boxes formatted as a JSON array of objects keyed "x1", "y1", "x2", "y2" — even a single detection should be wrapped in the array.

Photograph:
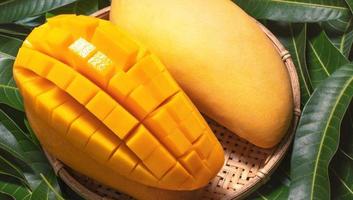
[{"x1": 13, "y1": 15, "x2": 224, "y2": 191}]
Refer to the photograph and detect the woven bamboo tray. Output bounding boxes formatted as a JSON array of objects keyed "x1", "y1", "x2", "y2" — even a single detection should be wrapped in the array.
[{"x1": 44, "y1": 7, "x2": 301, "y2": 200}]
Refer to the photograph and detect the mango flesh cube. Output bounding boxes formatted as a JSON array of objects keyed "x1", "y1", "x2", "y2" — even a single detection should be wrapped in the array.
[
  {"x1": 180, "y1": 151, "x2": 204, "y2": 174},
  {"x1": 160, "y1": 163, "x2": 190, "y2": 188},
  {"x1": 108, "y1": 70, "x2": 139, "y2": 102},
  {"x1": 144, "y1": 107, "x2": 179, "y2": 139},
  {"x1": 69, "y1": 37, "x2": 97, "y2": 70},
  {"x1": 91, "y1": 23, "x2": 139, "y2": 71},
  {"x1": 51, "y1": 100, "x2": 84, "y2": 135},
  {"x1": 17, "y1": 47, "x2": 54, "y2": 77},
  {"x1": 35, "y1": 88, "x2": 70, "y2": 123},
  {"x1": 66, "y1": 112, "x2": 100, "y2": 149},
  {"x1": 161, "y1": 129, "x2": 192, "y2": 157},
  {"x1": 143, "y1": 146, "x2": 176, "y2": 179},
  {"x1": 26, "y1": 25, "x2": 52, "y2": 55},
  {"x1": 125, "y1": 84, "x2": 162, "y2": 119},
  {"x1": 205, "y1": 143, "x2": 225, "y2": 173},
  {"x1": 193, "y1": 165, "x2": 212, "y2": 187},
  {"x1": 13, "y1": 15, "x2": 224, "y2": 191},
  {"x1": 130, "y1": 164, "x2": 158, "y2": 187},
  {"x1": 46, "y1": 62, "x2": 76, "y2": 89},
  {"x1": 164, "y1": 92, "x2": 193, "y2": 122},
  {"x1": 21, "y1": 78, "x2": 54, "y2": 107},
  {"x1": 12, "y1": 69, "x2": 38, "y2": 92},
  {"x1": 85, "y1": 126, "x2": 121, "y2": 163},
  {"x1": 127, "y1": 55, "x2": 163, "y2": 85},
  {"x1": 108, "y1": 144, "x2": 139, "y2": 175},
  {"x1": 178, "y1": 111, "x2": 206, "y2": 142},
  {"x1": 126, "y1": 125, "x2": 159, "y2": 160},
  {"x1": 193, "y1": 133, "x2": 214, "y2": 159},
  {"x1": 144, "y1": 71, "x2": 179, "y2": 104},
  {"x1": 66, "y1": 75, "x2": 99, "y2": 105},
  {"x1": 103, "y1": 105, "x2": 138, "y2": 139},
  {"x1": 86, "y1": 91, "x2": 117, "y2": 120},
  {"x1": 45, "y1": 27, "x2": 74, "y2": 63},
  {"x1": 86, "y1": 51, "x2": 115, "y2": 88}
]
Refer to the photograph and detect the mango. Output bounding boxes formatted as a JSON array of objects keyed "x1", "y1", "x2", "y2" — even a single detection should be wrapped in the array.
[
  {"x1": 13, "y1": 15, "x2": 224, "y2": 195},
  {"x1": 110, "y1": 0, "x2": 294, "y2": 148}
]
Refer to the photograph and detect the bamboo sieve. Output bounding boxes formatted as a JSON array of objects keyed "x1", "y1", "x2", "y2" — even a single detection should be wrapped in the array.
[{"x1": 44, "y1": 7, "x2": 301, "y2": 200}]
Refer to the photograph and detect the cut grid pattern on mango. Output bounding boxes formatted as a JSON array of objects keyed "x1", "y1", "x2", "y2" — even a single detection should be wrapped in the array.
[{"x1": 13, "y1": 15, "x2": 224, "y2": 190}]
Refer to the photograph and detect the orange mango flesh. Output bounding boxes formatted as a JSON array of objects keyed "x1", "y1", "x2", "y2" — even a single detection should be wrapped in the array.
[{"x1": 13, "y1": 15, "x2": 224, "y2": 191}]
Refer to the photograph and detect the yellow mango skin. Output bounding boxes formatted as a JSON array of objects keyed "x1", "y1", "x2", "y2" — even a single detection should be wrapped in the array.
[
  {"x1": 110, "y1": 0, "x2": 294, "y2": 148},
  {"x1": 13, "y1": 15, "x2": 225, "y2": 193}
]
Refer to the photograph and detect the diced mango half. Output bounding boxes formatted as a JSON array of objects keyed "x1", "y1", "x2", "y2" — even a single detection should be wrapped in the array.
[{"x1": 13, "y1": 15, "x2": 224, "y2": 191}]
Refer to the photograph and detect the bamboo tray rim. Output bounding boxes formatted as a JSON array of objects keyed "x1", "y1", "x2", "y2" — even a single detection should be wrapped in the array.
[{"x1": 44, "y1": 6, "x2": 301, "y2": 200}]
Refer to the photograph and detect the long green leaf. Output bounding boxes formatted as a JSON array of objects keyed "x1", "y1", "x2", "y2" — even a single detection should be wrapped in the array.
[
  {"x1": 0, "y1": 109, "x2": 61, "y2": 197},
  {"x1": 307, "y1": 26, "x2": 349, "y2": 89},
  {"x1": 0, "y1": 175, "x2": 31, "y2": 200},
  {"x1": 0, "y1": 155, "x2": 27, "y2": 185},
  {"x1": 0, "y1": 191, "x2": 15, "y2": 200},
  {"x1": 0, "y1": 57, "x2": 23, "y2": 111},
  {"x1": 47, "y1": 0, "x2": 99, "y2": 16},
  {"x1": 31, "y1": 174, "x2": 65, "y2": 200},
  {"x1": 339, "y1": 108, "x2": 353, "y2": 158},
  {"x1": 289, "y1": 64, "x2": 353, "y2": 200},
  {"x1": 0, "y1": 112, "x2": 27, "y2": 164},
  {"x1": 14, "y1": 16, "x2": 46, "y2": 29},
  {"x1": 233, "y1": 0, "x2": 350, "y2": 22},
  {"x1": 0, "y1": 24, "x2": 30, "y2": 39},
  {"x1": 345, "y1": 0, "x2": 353, "y2": 12},
  {"x1": 327, "y1": 102, "x2": 353, "y2": 199},
  {"x1": 330, "y1": 149, "x2": 353, "y2": 199},
  {"x1": 0, "y1": 34, "x2": 22, "y2": 57},
  {"x1": 326, "y1": 18, "x2": 353, "y2": 57},
  {"x1": 0, "y1": 0, "x2": 78, "y2": 23}
]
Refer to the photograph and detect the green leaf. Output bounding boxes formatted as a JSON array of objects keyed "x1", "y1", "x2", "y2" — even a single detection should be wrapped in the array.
[
  {"x1": 233, "y1": 0, "x2": 350, "y2": 22},
  {"x1": 0, "y1": 191, "x2": 15, "y2": 200},
  {"x1": 0, "y1": 0, "x2": 79, "y2": 23},
  {"x1": 0, "y1": 111, "x2": 27, "y2": 164},
  {"x1": 0, "y1": 175, "x2": 31, "y2": 200},
  {"x1": 327, "y1": 103, "x2": 353, "y2": 199},
  {"x1": 14, "y1": 16, "x2": 46, "y2": 29},
  {"x1": 0, "y1": 57, "x2": 23, "y2": 111},
  {"x1": 336, "y1": 104, "x2": 353, "y2": 158},
  {"x1": 31, "y1": 174, "x2": 64, "y2": 200},
  {"x1": 289, "y1": 64, "x2": 353, "y2": 200},
  {"x1": 330, "y1": 150, "x2": 353, "y2": 199},
  {"x1": 345, "y1": 0, "x2": 353, "y2": 12},
  {"x1": 0, "y1": 24, "x2": 30, "y2": 39},
  {"x1": 0, "y1": 109, "x2": 61, "y2": 196},
  {"x1": 98, "y1": 0, "x2": 111, "y2": 8},
  {"x1": 307, "y1": 25, "x2": 349, "y2": 89},
  {"x1": 325, "y1": 18, "x2": 353, "y2": 57},
  {"x1": 29, "y1": 180, "x2": 50, "y2": 200},
  {"x1": 47, "y1": 0, "x2": 99, "y2": 16},
  {"x1": 0, "y1": 155, "x2": 27, "y2": 185},
  {"x1": 0, "y1": 34, "x2": 23, "y2": 57}
]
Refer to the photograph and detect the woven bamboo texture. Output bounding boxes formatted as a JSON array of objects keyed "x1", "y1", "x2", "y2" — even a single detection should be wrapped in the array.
[{"x1": 44, "y1": 7, "x2": 301, "y2": 200}]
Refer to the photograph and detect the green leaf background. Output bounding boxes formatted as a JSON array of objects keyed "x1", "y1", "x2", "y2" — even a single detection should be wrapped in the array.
[{"x1": 2, "y1": 0, "x2": 353, "y2": 199}]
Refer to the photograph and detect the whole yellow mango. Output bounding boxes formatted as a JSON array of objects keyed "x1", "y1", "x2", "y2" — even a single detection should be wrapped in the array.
[{"x1": 110, "y1": 0, "x2": 293, "y2": 148}]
